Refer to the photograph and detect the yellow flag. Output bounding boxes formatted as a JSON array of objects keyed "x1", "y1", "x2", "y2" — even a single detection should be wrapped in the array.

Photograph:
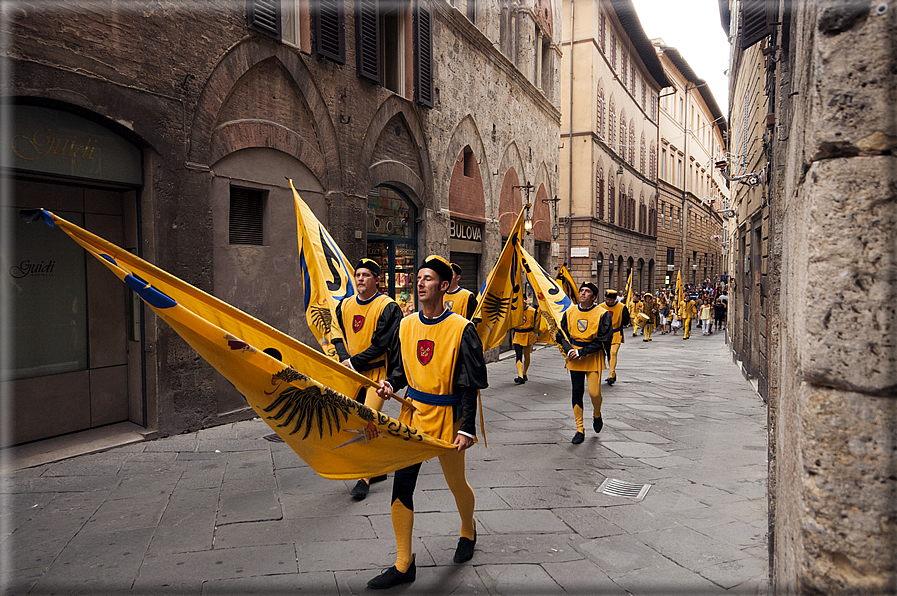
[
  {"x1": 289, "y1": 180, "x2": 355, "y2": 360},
  {"x1": 676, "y1": 269, "x2": 684, "y2": 315},
  {"x1": 25, "y1": 209, "x2": 453, "y2": 479},
  {"x1": 554, "y1": 264, "x2": 578, "y2": 302},
  {"x1": 520, "y1": 246, "x2": 573, "y2": 346},
  {"x1": 472, "y1": 205, "x2": 527, "y2": 351},
  {"x1": 624, "y1": 271, "x2": 634, "y2": 315}
]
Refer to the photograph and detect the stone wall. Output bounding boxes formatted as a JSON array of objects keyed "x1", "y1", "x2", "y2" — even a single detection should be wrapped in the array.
[{"x1": 773, "y1": 1, "x2": 897, "y2": 592}]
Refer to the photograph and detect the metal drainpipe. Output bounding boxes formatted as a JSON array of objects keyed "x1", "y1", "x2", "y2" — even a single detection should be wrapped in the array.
[
  {"x1": 566, "y1": 0, "x2": 575, "y2": 262},
  {"x1": 681, "y1": 83, "x2": 690, "y2": 281}
]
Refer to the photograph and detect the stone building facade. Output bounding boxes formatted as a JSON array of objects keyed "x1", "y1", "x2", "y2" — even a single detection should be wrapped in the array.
[
  {"x1": 2, "y1": 0, "x2": 561, "y2": 444},
  {"x1": 722, "y1": 0, "x2": 896, "y2": 592},
  {"x1": 653, "y1": 41, "x2": 728, "y2": 291},
  {"x1": 559, "y1": 0, "x2": 669, "y2": 295}
]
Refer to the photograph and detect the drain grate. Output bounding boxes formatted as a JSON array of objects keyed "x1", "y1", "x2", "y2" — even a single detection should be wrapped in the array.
[
  {"x1": 263, "y1": 433, "x2": 285, "y2": 443},
  {"x1": 597, "y1": 478, "x2": 651, "y2": 500}
]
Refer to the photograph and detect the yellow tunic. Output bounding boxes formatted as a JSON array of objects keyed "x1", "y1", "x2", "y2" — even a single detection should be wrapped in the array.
[
  {"x1": 339, "y1": 293, "x2": 393, "y2": 381},
  {"x1": 562, "y1": 304, "x2": 607, "y2": 372},
  {"x1": 604, "y1": 302, "x2": 627, "y2": 345},
  {"x1": 511, "y1": 306, "x2": 539, "y2": 347},
  {"x1": 396, "y1": 310, "x2": 471, "y2": 443},
  {"x1": 444, "y1": 287, "x2": 475, "y2": 320}
]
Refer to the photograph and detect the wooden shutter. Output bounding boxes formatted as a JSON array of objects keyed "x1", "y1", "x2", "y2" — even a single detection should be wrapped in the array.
[
  {"x1": 356, "y1": 0, "x2": 380, "y2": 83},
  {"x1": 414, "y1": 2, "x2": 433, "y2": 107},
  {"x1": 741, "y1": 0, "x2": 771, "y2": 49},
  {"x1": 247, "y1": 0, "x2": 281, "y2": 40},
  {"x1": 229, "y1": 187, "x2": 265, "y2": 246},
  {"x1": 315, "y1": 0, "x2": 345, "y2": 63}
]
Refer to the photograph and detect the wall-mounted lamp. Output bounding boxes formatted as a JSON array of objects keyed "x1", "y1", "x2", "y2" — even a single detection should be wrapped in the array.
[{"x1": 596, "y1": 259, "x2": 602, "y2": 265}]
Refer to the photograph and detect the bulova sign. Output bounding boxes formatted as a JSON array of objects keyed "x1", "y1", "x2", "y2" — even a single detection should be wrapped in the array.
[{"x1": 450, "y1": 219, "x2": 483, "y2": 242}]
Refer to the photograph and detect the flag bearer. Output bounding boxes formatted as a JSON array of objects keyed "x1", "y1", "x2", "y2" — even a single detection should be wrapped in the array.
[
  {"x1": 681, "y1": 295, "x2": 697, "y2": 340},
  {"x1": 511, "y1": 294, "x2": 540, "y2": 384},
  {"x1": 369, "y1": 256, "x2": 487, "y2": 589},
  {"x1": 557, "y1": 282, "x2": 613, "y2": 444},
  {"x1": 333, "y1": 258, "x2": 402, "y2": 500},
  {"x1": 602, "y1": 289, "x2": 630, "y2": 386},
  {"x1": 444, "y1": 262, "x2": 478, "y2": 320}
]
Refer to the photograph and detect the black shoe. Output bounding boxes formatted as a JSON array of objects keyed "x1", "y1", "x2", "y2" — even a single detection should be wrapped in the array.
[
  {"x1": 453, "y1": 531, "x2": 477, "y2": 563},
  {"x1": 514, "y1": 377, "x2": 524, "y2": 384},
  {"x1": 368, "y1": 558, "x2": 416, "y2": 589},
  {"x1": 606, "y1": 376, "x2": 616, "y2": 386},
  {"x1": 522, "y1": 375, "x2": 528, "y2": 381},
  {"x1": 592, "y1": 416, "x2": 603, "y2": 434},
  {"x1": 571, "y1": 431, "x2": 584, "y2": 444},
  {"x1": 350, "y1": 479, "x2": 369, "y2": 500},
  {"x1": 370, "y1": 475, "x2": 388, "y2": 484}
]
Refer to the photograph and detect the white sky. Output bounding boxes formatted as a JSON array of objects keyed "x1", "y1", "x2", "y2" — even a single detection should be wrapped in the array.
[{"x1": 631, "y1": 0, "x2": 731, "y2": 115}]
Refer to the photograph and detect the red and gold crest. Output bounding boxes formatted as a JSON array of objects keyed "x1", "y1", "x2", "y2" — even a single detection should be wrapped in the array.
[
  {"x1": 352, "y1": 314, "x2": 365, "y2": 332},
  {"x1": 417, "y1": 339, "x2": 434, "y2": 365}
]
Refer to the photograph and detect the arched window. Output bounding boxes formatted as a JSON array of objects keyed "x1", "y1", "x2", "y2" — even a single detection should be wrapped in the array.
[
  {"x1": 628, "y1": 184, "x2": 635, "y2": 230},
  {"x1": 640, "y1": 132, "x2": 646, "y2": 175},
  {"x1": 608, "y1": 96, "x2": 616, "y2": 150},
  {"x1": 639, "y1": 192, "x2": 646, "y2": 234},
  {"x1": 596, "y1": 165, "x2": 604, "y2": 219},
  {"x1": 649, "y1": 200, "x2": 657, "y2": 236},
  {"x1": 621, "y1": 52, "x2": 628, "y2": 87},
  {"x1": 600, "y1": 12, "x2": 606, "y2": 54},
  {"x1": 629, "y1": 119, "x2": 636, "y2": 165},
  {"x1": 608, "y1": 175, "x2": 615, "y2": 224},
  {"x1": 597, "y1": 82, "x2": 605, "y2": 140},
  {"x1": 619, "y1": 110, "x2": 626, "y2": 160},
  {"x1": 649, "y1": 141, "x2": 656, "y2": 180}
]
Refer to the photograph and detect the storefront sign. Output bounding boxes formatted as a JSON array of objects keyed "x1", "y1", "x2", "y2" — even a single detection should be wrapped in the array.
[
  {"x1": 8, "y1": 105, "x2": 142, "y2": 186},
  {"x1": 450, "y1": 219, "x2": 482, "y2": 242}
]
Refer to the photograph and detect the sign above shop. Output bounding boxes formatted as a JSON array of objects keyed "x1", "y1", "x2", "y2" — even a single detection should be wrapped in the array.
[
  {"x1": 450, "y1": 219, "x2": 482, "y2": 243},
  {"x1": 8, "y1": 105, "x2": 143, "y2": 186}
]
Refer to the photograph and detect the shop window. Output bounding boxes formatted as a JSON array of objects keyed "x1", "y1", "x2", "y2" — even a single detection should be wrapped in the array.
[
  {"x1": 367, "y1": 186, "x2": 417, "y2": 314},
  {"x1": 229, "y1": 186, "x2": 265, "y2": 245}
]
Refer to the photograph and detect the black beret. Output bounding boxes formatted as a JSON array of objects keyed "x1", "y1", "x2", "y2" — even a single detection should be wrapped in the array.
[
  {"x1": 355, "y1": 258, "x2": 381, "y2": 277},
  {"x1": 421, "y1": 255, "x2": 453, "y2": 283}
]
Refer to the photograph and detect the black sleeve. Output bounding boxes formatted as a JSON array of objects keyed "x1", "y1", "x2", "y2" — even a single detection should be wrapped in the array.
[
  {"x1": 384, "y1": 323, "x2": 407, "y2": 393},
  {"x1": 350, "y1": 302, "x2": 402, "y2": 371},
  {"x1": 454, "y1": 323, "x2": 487, "y2": 436},
  {"x1": 332, "y1": 300, "x2": 351, "y2": 361},
  {"x1": 556, "y1": 312, "x2": 573, "y2": 353},
  {"x1": 621, "y1": 306, "x2": 631, "y2": 327},
  {"x1": 465, "y1": 293, "x2": 478, "y2": 321}
]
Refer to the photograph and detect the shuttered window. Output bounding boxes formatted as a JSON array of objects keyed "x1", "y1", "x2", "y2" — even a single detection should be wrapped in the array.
[
  {"x1": 741, "y1": 0, "x2": 771, "y2": 49},
  {"x1": 229, "y1": 187, "x2": 265, "y2": 246},
  {"x1": 356, "y1": 0, "x2": 381, "y2": 83},
  {"x1": 247, "y1": 0, "x2": 281, "y2": 40},
  {"x1": 414, "y1": 2, "x2": 433, "y2": 107},
  {"x1": 315, "y1": 0, "x2": 345, "y2": 63}
]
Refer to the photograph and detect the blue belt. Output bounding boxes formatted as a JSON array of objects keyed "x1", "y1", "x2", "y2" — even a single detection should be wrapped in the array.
[{"x1": 408, "y1": 387, "x2": 462, "y2": 406}]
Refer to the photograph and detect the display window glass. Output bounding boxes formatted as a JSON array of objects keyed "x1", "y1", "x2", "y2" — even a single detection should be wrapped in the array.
[{"x1": 366, "y1": 186, "x2": 417, "y2": 315}]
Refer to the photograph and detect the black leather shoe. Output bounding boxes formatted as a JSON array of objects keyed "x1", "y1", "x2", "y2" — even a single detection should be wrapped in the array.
[
  {"x1": 522, "y1": 375, "x2": 528, "y2": 381},
  {"x1": 606, "y1": 376, "x2": 616, "y2": 386},
  {"x1": 453, "y1": 532, "x2": 476, "y2": 563},
  {"x1": 514, "y1": 377, "x2": 524, "y2": 384},
  {"x1": 368, "y1": 558, "x2": 416, "y2": 589},
  {"x1": 571, "y1": 431, "x2": 584, "y2": 444},
  {"x1": 350, "y1": 479, "x2": 369, "y2": 500},
  {"x1": 370, "y1": 475, "x2": 388, "y2": 484},
  {"x1": 592, "y1": 416, "x2": 603, "y2": 434}
]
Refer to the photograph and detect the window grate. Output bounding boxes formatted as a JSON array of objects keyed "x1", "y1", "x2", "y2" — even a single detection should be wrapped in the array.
[{"x1": 229, "y1": 186, "x2": 265, "y2": 246}]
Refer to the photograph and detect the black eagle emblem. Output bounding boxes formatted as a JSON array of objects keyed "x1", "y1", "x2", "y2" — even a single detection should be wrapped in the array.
[
  {"x1": 309, "y1": 305, "x2": 333, "y2": 334},
  {"x1": 263, "y1": 367, "x2": 376, "y2": 439},
  {"x1": 482, "y1": 292, "x2": 511, "y2": 324}
]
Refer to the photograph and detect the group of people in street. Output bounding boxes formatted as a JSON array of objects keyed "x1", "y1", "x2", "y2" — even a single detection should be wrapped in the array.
[{"x1": 330, "y1": 254, "x2": 731, "y2": 588}]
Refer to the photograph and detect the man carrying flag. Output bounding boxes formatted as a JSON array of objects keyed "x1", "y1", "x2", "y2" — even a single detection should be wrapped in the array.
[
  {"x1": 333, "y1": 258, "x2": 402, "y2": 500},
  {"x1": 370, "y1": 256, "x2": 487, "y2": 589},
  {"x1": 556, "y1": 282, "x2": 613, "y2": 444},
  {"x1": 602, "y1": 289, "x2": 630, "y2": 386},
  {"x1": 444, "y1": 262, "x2": 478, "y2": 320}
]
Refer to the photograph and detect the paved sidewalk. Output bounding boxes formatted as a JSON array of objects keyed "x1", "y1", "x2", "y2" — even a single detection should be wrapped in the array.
[{"x1": 2, "y1": 328, "x2": 769, "y2": 595}]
